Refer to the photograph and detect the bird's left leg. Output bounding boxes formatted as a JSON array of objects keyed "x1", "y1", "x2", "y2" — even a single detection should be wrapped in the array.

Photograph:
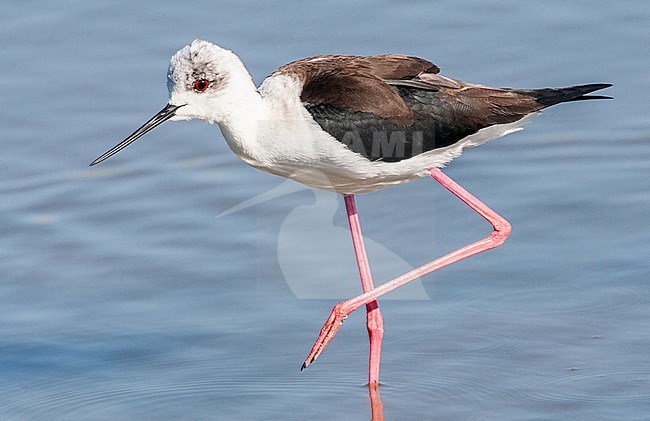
[{"x1": 301, "y1": 168, "x2": 511, "y2": 370}]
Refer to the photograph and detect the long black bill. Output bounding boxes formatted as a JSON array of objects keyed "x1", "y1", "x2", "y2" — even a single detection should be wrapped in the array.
[{"x1": 89, "y1": 103, "x2": 185, "y2": 166}]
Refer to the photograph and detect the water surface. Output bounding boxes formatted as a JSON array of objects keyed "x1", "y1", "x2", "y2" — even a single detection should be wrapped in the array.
[{"x1": 1, "y1": 1, "x2": 649, "y2": 419}]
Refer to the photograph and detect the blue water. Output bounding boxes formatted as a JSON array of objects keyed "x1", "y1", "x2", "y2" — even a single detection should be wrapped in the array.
[{"x1": 2, "y1": 1, "x2": 649, "y2": 419}]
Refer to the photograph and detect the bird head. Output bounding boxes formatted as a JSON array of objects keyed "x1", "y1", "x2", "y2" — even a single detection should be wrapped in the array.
[{"x1": 90, "y1": 39, "x2": 250, "y2": 166}]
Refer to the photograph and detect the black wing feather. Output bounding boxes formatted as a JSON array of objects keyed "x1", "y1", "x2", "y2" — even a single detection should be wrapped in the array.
[{"x1": 306, "y1": 83, "x2": 612, "y2": 162}]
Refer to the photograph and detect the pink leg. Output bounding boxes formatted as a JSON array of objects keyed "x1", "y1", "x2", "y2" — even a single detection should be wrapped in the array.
[
  {"x1": 302, "y1": 168, "x2": 511, "y2": 369},
  {"x1": 343, "y1": 194, "x2": 384, "y2": 387},
  {"x1": 300, "y1": 194, "x2": 384, "y2": 386}
]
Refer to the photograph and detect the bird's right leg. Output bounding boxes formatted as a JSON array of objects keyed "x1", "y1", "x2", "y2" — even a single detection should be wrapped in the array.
[
  {"x1": 342, "y1": 194, "x2": 384, "y2": 388},
  {"x1": 301, "y1": 167, "x2": 511, "y2": 370}
]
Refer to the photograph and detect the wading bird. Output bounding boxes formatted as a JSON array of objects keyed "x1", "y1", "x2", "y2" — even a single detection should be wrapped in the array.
[{"x1": 91, "y1": 39, "x2": 611, "y2": 387}]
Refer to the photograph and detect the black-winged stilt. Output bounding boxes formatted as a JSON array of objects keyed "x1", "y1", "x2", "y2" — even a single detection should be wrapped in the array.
[{"x1": 91, "y1": 39, "x2": 611, "y2": 388}]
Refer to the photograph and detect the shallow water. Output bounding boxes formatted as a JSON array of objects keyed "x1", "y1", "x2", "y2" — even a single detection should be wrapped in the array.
[{"x1": 1, "y1": 1, "x2": 649, "y2": 419}]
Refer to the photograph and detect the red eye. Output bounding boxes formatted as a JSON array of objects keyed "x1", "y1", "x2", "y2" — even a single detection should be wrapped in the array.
[{"x1": 194, "y1": 79, "x2": 210, "y2": 92}]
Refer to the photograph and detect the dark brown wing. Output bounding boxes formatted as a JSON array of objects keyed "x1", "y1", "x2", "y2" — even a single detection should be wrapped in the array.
[
  {"x1": 276, "y1": 55, "x2": 439, "y2": 125},
  {"x1": 304, "y1": 81, "x2": 611, "y2": 162},
  {"x1": 362, "y1": 54, "x2": 440, "y2": 79},
  {"x1": 276, "y1": 54, "x2": 611, "y2": 162}
]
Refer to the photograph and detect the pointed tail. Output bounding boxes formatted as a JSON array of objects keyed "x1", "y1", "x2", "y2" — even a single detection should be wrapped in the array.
[{"x1": 522, "y1": 83, "x2": 613, "y2": 108}]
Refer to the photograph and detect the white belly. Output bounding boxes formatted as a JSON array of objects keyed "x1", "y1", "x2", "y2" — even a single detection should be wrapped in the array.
[{"x1": 228, "y1": 113, "x2": 535, "y2": 194}]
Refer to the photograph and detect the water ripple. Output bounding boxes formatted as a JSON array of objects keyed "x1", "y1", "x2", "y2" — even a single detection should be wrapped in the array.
[
  {"x1": 0, "y1": 359, "x2": 363, "y2": 418},
  {"x1": 454, "y1": 285, "x2": 647, "y2": 317},
  {"x1": 510, "y1": 368, "x2": 650, "y2": 404},
  {"x1": 384, "y1": 329, "x2": 519, "y2": 357}
]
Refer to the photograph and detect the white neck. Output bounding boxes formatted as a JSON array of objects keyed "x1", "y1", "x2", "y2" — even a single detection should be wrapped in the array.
[
  {"x1": 205, "y1": 71, "x2": 323, "y2": 178},
  {"x1": 212, "y1": 73, "x2": 269, "y2": 165}
]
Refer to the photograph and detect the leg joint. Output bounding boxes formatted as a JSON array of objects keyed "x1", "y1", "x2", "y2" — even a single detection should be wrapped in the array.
[{"x1": 489, "y1": 218, "x2": 512, "y2": 246}]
